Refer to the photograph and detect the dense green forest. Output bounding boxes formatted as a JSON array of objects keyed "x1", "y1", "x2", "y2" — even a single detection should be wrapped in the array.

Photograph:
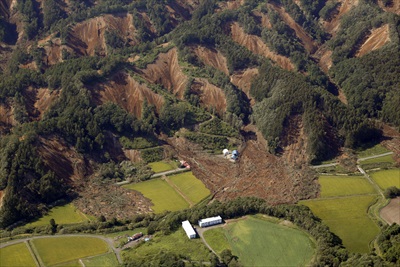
[{"x1": 0, "y1": 0, "x2": 399, "y2": 236}]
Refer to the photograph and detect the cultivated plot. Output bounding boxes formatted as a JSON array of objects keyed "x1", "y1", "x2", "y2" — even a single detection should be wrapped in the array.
[
  {"x1": 204, "y1": 216, "x2": 315, "y2": 266},
  {"x1": 203, "y1": 228, "x2": 231, "y2": 255},
  {"x1": 300, "y1": 195, "x2": 380, "y2": 253},
  {"x1": 318, "y1": 175, "x2": 376, "y2": 197},
  {"x1": 370, "y1": 169, "x2": 400, "y2": 190},
  {"x1": 26, "y1": 203, "x2": 91, "y2": 227},
  {"x1": 169, "y1": 172, "x2": 210, "y2": 203},
  {"x1": 32, "y1": 237, "x2": 109, "y2": 266},
  {"x1": 83, "y1": 252, "x2": 119, "y2": 267},
  {"x1": 124, "y1": 179, "x2": 189, "y2": 213},
  {"x1": 0, "y1": 243, "x2": 37, "y2": 267},
  {"x1": 148, "y1": 161, "x2": 176, "y2": 173},
  {"x1": 121, "y1": 228, "x2": 210, "y2": 262}
]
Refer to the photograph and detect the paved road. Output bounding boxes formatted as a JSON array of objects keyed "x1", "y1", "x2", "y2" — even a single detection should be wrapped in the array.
[
  {"x1": 311, "y1": 152, "x2": 394, "y2": 169},
  {"x1": 0, "y1": 234, "x2": 123, "y2": 264}
]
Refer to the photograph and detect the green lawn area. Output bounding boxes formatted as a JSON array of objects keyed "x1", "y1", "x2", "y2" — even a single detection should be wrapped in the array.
[
  {"x1": 0, "y1": 243, "x2": 37, "y2": 267},
  {"x1": 121, "y1": 228, "x2": 210, "y2": 262},
  {"x1": 123, "y1": 179, "x2": 189, "y2": 213},
  {"x1": 169, "y1": 172, "x2": 210, "y2": 203},
  {"x1": 359, "y1": 154, "x2": 395, "y2": 164},
  {"x1": 148, "y1": 161, "x2": 176, "y2": 173},
  {"x1": 82, "y1": 252, "x2": 119, "y2": 267},
  {"x1": 300, "y1": 195, "x2": 380, "y2": 253},
  {"x1": 370, "y1": 169, "x2": 400, "y2": 190},
  {"x1": 203, "y1": 228, "x2": 232, "y2": 255},
  {"x1": 32, "y1": 237, "x2": 109, "y2": 266},
  {"x1": 319, "y1": 175, "x2": 377, "y2": 197},
  {"x1": 356, "y1": 144, "x2": 390, "y2": 158},
  {"x1": 205, "y1": 216, "x2": 314, "y2": 266},
  {"x1": 53, "y1": 260, "x2": 81, "y2": 267},
  {"x1": 26, "y1": 203, "x2": 91, "y2": 227}
]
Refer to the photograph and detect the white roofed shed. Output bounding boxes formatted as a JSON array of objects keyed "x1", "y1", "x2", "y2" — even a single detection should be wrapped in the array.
[
  {"x1": 182, "y1": 220, "x2": 196, "y2": 239},
  {"x1": 198, "y1": 215, "x2": 223, "y2": 228}
]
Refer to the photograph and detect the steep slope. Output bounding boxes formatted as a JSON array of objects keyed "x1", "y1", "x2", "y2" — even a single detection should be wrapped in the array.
[
  {"x1": 90, "y1": 72, "x2": 164, "y2": 118},
  {"x1": 230, "y1": 68, "x2": 258, "y2": 105},
  {"x1": 322, "y1": 0, "x2": 359, "y2": 35},
  {"x1": 191, "y1": 78, "x2": 227, "y2": 115},
  {"x1": 230, "y1": 22, "x2": 294, "y2": 70},
  {"x1": 193, "y1": 45, "x2": 229, "y2": 75},
  {"x1": 355, "y1": 24, "x2": 390, "y2": 57},
  {"x1": 378, "y1": 0, "x2": 400, "y2": 15}
]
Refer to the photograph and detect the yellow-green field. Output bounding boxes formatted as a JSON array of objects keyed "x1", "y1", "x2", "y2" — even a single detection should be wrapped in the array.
[
  {"x1": 319, "y1": 175, "x2": 377, "y2": 197},
  {"x1": 169, "y1": 172, "x2": 210, "y2": 203},
  {"x1": 356, "y1": 144, "x2": 390, "y2": 157},
  {"x1": 82, "y1": 252, "x2": 119, "y2": 267},
  {"x1": 148, "y1": 161, "x2": 176, "y2": 173},
  {"x1": 204, "y1": 216, "x2": 315, "y2": 266},
  {"x1": 0, "y1": 243, "x2": 37, "y2": 267},
  {"x1": 124, "y1": 179, "x2": 189, "y2": 213},
  {"x1": 26, "y1": 203, "x2": 91, "y2": 227},
  {"x1": 32, "y1": 237, "x2": 109, "y2": 266},
  {"x1": 370, "y1": 169, "x2": 400, "y2": 190},
  {"x1": 300, "y1": 195, "x2": 380, "y2": 253},
  {"x1": 359, "y1": 154, "x2": 395, "y2": 165},
  {"x1": 121, "y1": 228, "x2": 210, "y2": 263}
]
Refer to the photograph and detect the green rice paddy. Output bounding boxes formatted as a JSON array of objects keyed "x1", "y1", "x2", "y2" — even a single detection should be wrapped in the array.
[
  {"x1": 204, "y1": 216, "x2": 315, "y2": 266},
  {"x1": 0, "y1": 243, "x2": 37, "y2": 267},
  {"x1": 318, "y1": 175, "x2": 377, "y2": 197},
  {"x1": 82, "y1": 252, "x2": 119, "y2": 267},
  {"x1": 148, "y1": 161, "x2": 176, "y2": 173},
  {"x1": 169, "y1": 172, "x2": 210, "y2": 203},
  {"x1": 26, "y1": 203, "x2": 91, "y2": 227},
  {"x1": 123, "y1": 179, "x2": 189, "y2": 213},
  {"x1": 32, "y1": 237, "x2": 109, "y2": 266},
  {"x1": 370, "y1": 169, "x2": 400, "y2": 190}
]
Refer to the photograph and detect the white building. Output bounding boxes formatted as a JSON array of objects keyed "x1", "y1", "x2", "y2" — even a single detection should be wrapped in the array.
[
  {"x1": 198, "y1": 215, "x2": 223, "y2": 228},
  {"x1": 182, "y1": 220, "x2": 196, "y2": 239}
]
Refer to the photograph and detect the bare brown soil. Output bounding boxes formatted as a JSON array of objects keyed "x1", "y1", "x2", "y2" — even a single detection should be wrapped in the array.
[
  {"x1": 69, "y1": 13, "x2": 137, "y2": 56},
  {"x1": 337, "y1": 89, "x2": 348, "y2": 105},
  {"x1": 314, "y1": 46, "x2": 333, "y2": 73},
  {"x1": 0, "y1": 190, "x2": 4, "y2": 209},
  {"x1": 34, "y1": 88, "x2": 60, "y2": 118},
  {"x1": 378, "y1": 0, "x2": 400, "y2": 15},
  {"x1": 90, "y1": 72, "x2": 164, "y2": 118},
  {"x1": 269, "y1": 3, "x2": 318, "y2": 54},
  {"x1": 380, "y1": 197, "x2": 400, "y2": 225},
  {"x1": 42, "y1": 38, "x2": 65, "y2": 66},
  {"x1": 322, "y1": 0, "x2": 359, "y2": 36},
  {"x1": 140, "y1": 48, "x2": 188, "y2": 99},
  {"x1": 124, "y1": 149, "x2": 142, "y2": 163},
  {"x1": 166, "y1": 124, "x2": 318, "y2": 205},
  {"x1": 191, "y1": 78, "x2": 227, "y2": 115},
  {"x1": 230, "y1": 22, "x2": 294, "y2": 71},
  {"x1": 253, "y1": 10, "x2": 272, "y2": 29},
  {"x1": 217, "y1": 0, "x2": 245, "y2": 11},
  {"x1": 193, "y1": 45, "x2": 229, "y2": 75},
  {"x1": 356, "y1": 24, "x2": 390, "y2": 57},
  {"x1": 230, "y1": 68, "x2": 259, "y2": 106}
]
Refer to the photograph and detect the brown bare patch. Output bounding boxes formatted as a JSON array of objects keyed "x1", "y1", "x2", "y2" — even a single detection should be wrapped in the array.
[
  {"x1": 230, "y1": 68, "x2": 259, "y2": 106},
  {"x1": 0, "y1": 190, "x2": 4, "y2": 208},
  {"x1": 124, "y1": 149, "x2": 142, "y2": 163},
  {"x1": 193, "y1": 45, "x2": 229, "y2": 75},
  {"x1": 35, "y1": 88, "x2": 60, "y2": 118},
  {"x1": 356, "y1": 24, "x2": 390, "y2": 57},
  {"x1": 140, "y1": 47, "x2": 188, "y2": 99},
  {"x1": 322, "y1": 0, "x2": 359, "y2": 36},
  {"x1": 69, "y1": 13, "x2": 137, "y2": 56},
  {"x1": 381, "y1": 123, "x2": 400, "y2": 163},
  {"x1": 269, "y1": 3, "x2": 318, "y2": 54},
  {"x1": 380, "y1": 197, "x2": 400, "y2": 225},
  {"x1": 0, "y1": 102, "x2": 15, "y2": 128},
  {"x1": 314, "y1": 46, "x2": 333, "y2": 73},
  {"x1": 281, "y1": 115, "x2": 310, "y2": 165},
  {"x1": 378, "y1": 0, "x2": 400, "y2": 15},
  {"x1": 91, "y1": 72, "x2": 164, "y2": 118},
  {"x1": 191, "y1": 78, "x2": 227, "y2": 115},
  {"x1": 230, "y1": 22, "x2": 294, "y2": 71},
  {"x1": 253, "y1": 10, "x2": 272, "y2": 29},
  {"x1": 337, "y1": 88, "x2": 348, "y2": 105},
  {"x1": 217, "y1": 0, "x2": 245, "y2": 11}
]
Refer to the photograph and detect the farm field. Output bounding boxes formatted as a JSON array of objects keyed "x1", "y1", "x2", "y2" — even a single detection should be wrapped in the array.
[
  {"x1": 169, "y1": 172, "x2": 210, "y2": 203},
  {"x1": 26, "y1": 203, "x2": 91, "y2": 227},
  {"x1": 204, "y1": 216, "x2": 315, "y2": 266},
  {"x1": 318, "y1": 175, "x2": 376, "y2": 197},
  {"x1": 359, "y1": 154, "x2": 395, "y2": 164},
  {"x1": 121, "y1": 228, "x2": 210, "y2": 262},
  {"x1": 0, "y1": 243, "x2": 37, "y2": 267},
  {"x1": 356, "y1": 144, "x2": 390, "y2": 158},
  {"x1": 123, "y1": 179, "x2": 189, "y2": 213},
  {"x1": 203, "y1": 228, "x2": 231, "y2": 255},
  {"x1": 370, "y1": 169, "x2": 400, "y2": 190},
  {"x1": 32, "y1": 237, "x2": 109, "y2": 266},
  {"x1": 148, "y1": 161, "x2": 176, "y2": 173},
  {"x1": 300, "y1": 195, "x2": 380, "y2": 253},
  {"x1": 82, "y1": 252, "x2": 119, "y2": 267}
]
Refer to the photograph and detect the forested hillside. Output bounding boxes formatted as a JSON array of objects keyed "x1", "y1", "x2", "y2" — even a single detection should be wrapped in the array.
[{"x1": 0, "y1": 0, "x2": 399, "y2": 230}]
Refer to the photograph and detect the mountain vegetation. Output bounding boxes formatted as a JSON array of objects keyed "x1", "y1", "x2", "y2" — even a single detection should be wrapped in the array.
[{"x1": 0, "y1": 2, "x2": 399, "y2": 264}]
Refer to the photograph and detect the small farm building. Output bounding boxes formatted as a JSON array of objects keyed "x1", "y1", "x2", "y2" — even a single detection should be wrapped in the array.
[
  {"x1": 223, "y1": 149, "x2": 229, "y2": 157},
  {"x1": 182, "y1": 220, "x2": 196, "y2": 239},
  {"x1": 198, "y1": 215, "x2": 223, "y2": 228},
  {"x1": 231, "y1": 150, "x2": 239, "y2": 160}
]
